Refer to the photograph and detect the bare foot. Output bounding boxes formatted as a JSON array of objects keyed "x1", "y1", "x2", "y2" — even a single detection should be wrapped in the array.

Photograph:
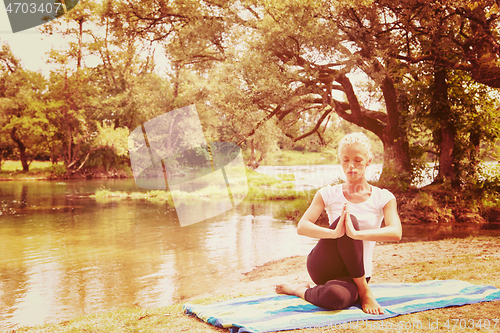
[
  {"x1": 275, "y1": 282, "x2": 310, "y2": 299},
  {"x1": 360, "y1": 292, "x2": 384, "y2": 315}
]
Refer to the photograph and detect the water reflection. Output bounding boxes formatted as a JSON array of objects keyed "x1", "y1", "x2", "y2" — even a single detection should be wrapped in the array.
[{"x1": 0, "y1": 180, "x2": 316, "y2": 330}]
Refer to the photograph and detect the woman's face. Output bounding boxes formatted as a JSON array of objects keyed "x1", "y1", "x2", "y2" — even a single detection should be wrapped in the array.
[{"x1": 340, "y1": 143, "x2": 371, "y2": 182}]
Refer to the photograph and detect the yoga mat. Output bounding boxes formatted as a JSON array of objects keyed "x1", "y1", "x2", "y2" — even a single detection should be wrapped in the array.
[{"x1": 183, "y1": 280, "x2": 500, "y2": 333}]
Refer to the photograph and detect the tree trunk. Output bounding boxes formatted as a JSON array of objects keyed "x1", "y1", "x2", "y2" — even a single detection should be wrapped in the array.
[
  {"x1": 439, "y1": 120, "x2": 455, "y2": 180},
  {"x1": 378, "y1": 129, "x2": 412, "y2": 186},
  {"x1": 333, "y1": 73, "x2": 412, "y2": 187},
  {"x1": 431, "y1": 68, "x2": 456, "y2": 185},
  {"x1": 377, "y1": 76, "x2": 412, "y2": 187},
  {"x1": 10, "y1": 127, "x2": 29, "y2": 172},
  {"x1": 247, "y1": 137, "x2": 258, "y2": 169}
]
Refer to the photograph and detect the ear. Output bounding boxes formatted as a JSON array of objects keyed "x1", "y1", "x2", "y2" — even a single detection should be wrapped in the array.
[{"x1": 366, "y1": 158, "x2": 372, "y2": 166}]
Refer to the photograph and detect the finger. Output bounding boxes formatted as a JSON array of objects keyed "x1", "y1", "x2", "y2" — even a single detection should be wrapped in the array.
[
  {"x1": 340, "y1": 205, "x2": 346, "y2": 220},
  {"x1": 345, "y1": 212, "x2": 352, "y2": 227}
]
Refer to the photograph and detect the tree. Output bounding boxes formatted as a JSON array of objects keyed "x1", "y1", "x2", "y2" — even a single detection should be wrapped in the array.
[
  {"x1": 434, "y1": 69, "x2": 500, "y2": 187},
  {"x1": 40, "y1": 0, "x2": 168, "y2": 173},
  {"x1": 226, "y1": 0, "x2": 500, "y2": 186},
  {"x1": 98, "y1": 0, "x2": 414, "y2": 182},
  {"x1": 381, "y1": 0, "x2": 500, "y2": 88},
  {"x1": 0, "y1": 42, "x2": 55, "y2": 171},
  {"x1": 366, "y1": 0, "x2": 500, "y2": 186}
]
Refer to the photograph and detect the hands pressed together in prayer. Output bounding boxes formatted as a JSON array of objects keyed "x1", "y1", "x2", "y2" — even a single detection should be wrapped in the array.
[{"x1": 332, "y1": 203, "x2": 359, "y2": 239}]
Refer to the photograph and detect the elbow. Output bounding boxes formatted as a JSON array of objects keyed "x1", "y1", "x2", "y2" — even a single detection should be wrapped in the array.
[
  {"x1": 296, "y1": 220, "x2": 306, "y2": 236},
  {"x1": 394, "y1": 228, "x2": 402, "y2": 242},
  {"x1": 296, "y1": 224, "x2": 304, "y2": 236}
]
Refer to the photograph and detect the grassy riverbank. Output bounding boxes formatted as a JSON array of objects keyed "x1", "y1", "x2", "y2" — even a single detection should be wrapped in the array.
[
  {"x1": 14, "y1": 236, "x2": 500, "y2": 332},
  {"x1": 5, "y1": 158, "x2": 500, "y2": 224},
  {"x1": 0, "y1": 161, "x2": 64, "y2": 180},
  {"x1": 90, "y1": 167, "x2": 500, "y2": 224},
  {"x1": 0, "y1": 160, "x2": 130, "y2": 180},
  {"x1": 0, "y1": 150, "x2": 340, "y2": 181},
  {"x1": 92, "y1": 168, "x2": 309, "y2": 203}
]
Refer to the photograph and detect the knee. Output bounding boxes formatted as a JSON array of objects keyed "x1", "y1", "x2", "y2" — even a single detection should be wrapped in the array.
[
  {"x1": 329, "y1": 215, "x2": 360, "y2": 232},
  {"x1": 318, "y1": 284, "x2": 356, "y2": 310},
  {"x1": 328, "y1": 216, "x2": 341, "y2": 230},
  {"x1": 349, "y1": 214, "x2": 360, "y2": 231}
]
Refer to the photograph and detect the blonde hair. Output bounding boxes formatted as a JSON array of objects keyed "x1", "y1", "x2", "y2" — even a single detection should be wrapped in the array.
[{"x1": 338, "y1": 132, "x2": 373, "y2": 161}]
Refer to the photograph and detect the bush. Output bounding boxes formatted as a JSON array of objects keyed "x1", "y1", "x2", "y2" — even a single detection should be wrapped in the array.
[{"x1": 48, "y1": 164, "x2": 67, "y2": 178}]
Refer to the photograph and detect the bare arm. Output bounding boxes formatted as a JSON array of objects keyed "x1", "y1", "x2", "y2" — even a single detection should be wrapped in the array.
[
  {"x1": 297, "y1": 192, "x2": 345, "y2": 239},
  {"x1": 345, "y1": 199, "x2": 402, "y2": 242}
]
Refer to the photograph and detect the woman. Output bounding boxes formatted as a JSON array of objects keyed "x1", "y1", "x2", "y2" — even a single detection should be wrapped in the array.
[{"x1": 276, "y1": 132, "x2": 402, "y2": 315}]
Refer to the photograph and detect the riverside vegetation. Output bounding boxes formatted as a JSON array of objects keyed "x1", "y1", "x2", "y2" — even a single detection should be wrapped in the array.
[
  {"x1": 4, "y1": 153, "x2": 499, "y2": 225},
  {"x1": 90, "y1": 160, "x2": 500, "y2": 226}
]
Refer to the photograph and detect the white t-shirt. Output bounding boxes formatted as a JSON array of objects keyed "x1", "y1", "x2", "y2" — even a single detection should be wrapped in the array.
[{"x1": 318, "y1": 184, "x2": 396, "y2": 277}]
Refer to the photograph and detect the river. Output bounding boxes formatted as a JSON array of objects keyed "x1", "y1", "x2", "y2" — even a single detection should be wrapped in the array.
[{"x1": 0, "y1": 164, "x2": 499, "y2": 330}]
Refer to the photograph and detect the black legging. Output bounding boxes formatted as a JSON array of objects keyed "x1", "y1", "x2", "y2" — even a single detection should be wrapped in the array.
[{"x1": 304, "y1": 215, "x2": 368, "y2": 310}]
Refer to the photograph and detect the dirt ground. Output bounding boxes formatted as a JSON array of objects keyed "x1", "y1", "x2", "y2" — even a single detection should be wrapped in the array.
[{"x1": 191, "y1": 237, "x2": 500, "y2": 301}]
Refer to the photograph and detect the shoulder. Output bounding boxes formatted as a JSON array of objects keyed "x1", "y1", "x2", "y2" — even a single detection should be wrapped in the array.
[
  {"x1": 371, "y1": 185, "x2": 396, "y2": 205},
  {"x1": 318, "y1": 184, "x2": 343, "y2": 203},
  {"x1": 371, "y1": 185, "x2": 395, "y2": 196},
  {"x1": 318, "y1": 183, "x2": 342, "y2": 193}
]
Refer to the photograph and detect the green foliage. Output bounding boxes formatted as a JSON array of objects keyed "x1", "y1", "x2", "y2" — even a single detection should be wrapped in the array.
[
  {"x1": 416, "y1": 192, "x2": 436, "y2": 208},
  {"x1": 1, "y1": 0, "x2": 500, "y2": 193},
  {"x1": 47, "y1": 164, "x2": 67, "y2": 178},
  {"x1": 477, "y1": 163, "x2": 500, "y2": 196},
  {"x1": 245, "y1": 168, "x2": 282, "y2": 187},
  {"x1": 273, "y1": 198, "x2": 311, "y2": 222},
  {"x1": 372, "y1": 162, "x2": 411, "y2": 193},
  {"x1": 245, "y1": 168, "x2": 312, "y2": 200},
  {"x1": 276, "y1": 173, "x2": 295, "y2": 181},
  {"x1": 93, "y1": 122, "x2": 129, "y2": 157},
  {"x1": 0, "y1": 42, "x2": 56, "y2": 171},
  {"x1": 92, "y1": 188, "x2": 129, "y2": 201},
  {"x1": 177, "y1": 146, "x2": 211, "y2": 168},
  {"x1": 263, "y1": 150, "x2": 335, "y2": 166}
]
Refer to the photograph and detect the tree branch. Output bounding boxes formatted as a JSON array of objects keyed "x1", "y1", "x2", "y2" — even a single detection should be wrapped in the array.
[
  {"x1": 288, "y1": 106, "x2": 333, "y2": 142},
  {"x1": 234, "y1": 105, "x2": 282, "y2": 148}
]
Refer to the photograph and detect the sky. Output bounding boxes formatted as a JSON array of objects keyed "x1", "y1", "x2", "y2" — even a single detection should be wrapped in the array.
[{"x1": 0, "y1": 0, "x2": 66, "y2": 73}]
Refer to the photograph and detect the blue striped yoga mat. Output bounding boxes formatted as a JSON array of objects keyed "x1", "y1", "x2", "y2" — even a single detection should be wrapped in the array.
[{"x1": 183, "y1": 280, "x2": 500, "y2": 333}]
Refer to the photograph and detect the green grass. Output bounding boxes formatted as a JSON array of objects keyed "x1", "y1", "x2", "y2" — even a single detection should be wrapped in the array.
[
  {"x1": 276, "y1": 173, "x2": 296, "y2": 181},
  {"x1": 0, "y1": 160, "x2": 65, "y2": 171},
  {"x1": 0, "y1": 160, "x2": 65, "y2": 179},
  {"x1": 14, "y1": 293, "x2": 256, "y2": 333},
  {"x1": 91, "y1": 168, "x2": 314, "y2": 203}
]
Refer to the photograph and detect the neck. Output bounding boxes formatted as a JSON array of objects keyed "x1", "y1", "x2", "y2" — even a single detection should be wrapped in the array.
[{"x1": 344, "y1": 178, "x2": 370, "y2": 194}]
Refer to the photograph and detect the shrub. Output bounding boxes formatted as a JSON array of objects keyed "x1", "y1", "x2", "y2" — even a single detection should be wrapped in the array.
[{"x1": 48, "y1": 164, "x2": 67, "y2": 178}]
